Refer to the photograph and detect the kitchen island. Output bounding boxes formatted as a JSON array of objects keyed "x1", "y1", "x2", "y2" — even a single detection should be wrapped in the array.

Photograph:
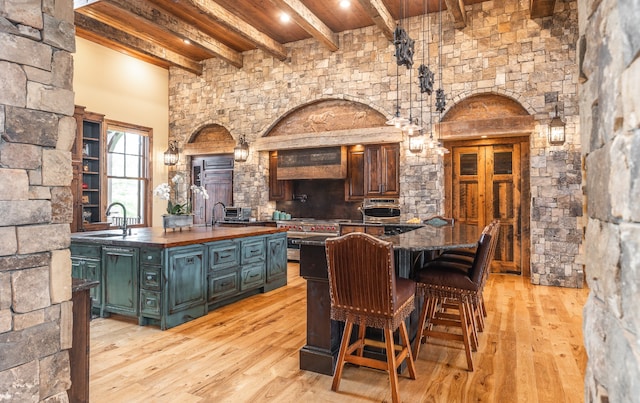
[
  {"x1": 297, "y1": 223, "x2": 480, "y2": 375},
  {"x1": 71, "y1": 226, "x2": 287, "y2": 330}
]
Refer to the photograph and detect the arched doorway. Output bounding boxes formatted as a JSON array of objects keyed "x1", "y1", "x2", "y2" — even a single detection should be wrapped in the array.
[
  {"x1": 184, "y1": 124, "x2": 236, "y2": 225},
  {"x1": 440, "y1": 94, "x2": 535, "y2": 276}
]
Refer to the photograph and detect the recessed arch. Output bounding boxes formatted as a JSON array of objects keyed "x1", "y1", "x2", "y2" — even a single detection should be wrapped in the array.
[{"x1": 183, "y1": 123, "x2": 235, "y2": 156}]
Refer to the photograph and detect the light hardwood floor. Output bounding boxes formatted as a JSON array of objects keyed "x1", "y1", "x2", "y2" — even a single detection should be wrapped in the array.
[{"x1": 89, "y1": 263, "x2": 588, "y2": 402}]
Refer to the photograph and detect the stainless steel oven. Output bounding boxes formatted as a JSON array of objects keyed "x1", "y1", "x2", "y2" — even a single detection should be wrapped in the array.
[{"x1": 360, "y1": 198, "x2": 401, "y2": 223}]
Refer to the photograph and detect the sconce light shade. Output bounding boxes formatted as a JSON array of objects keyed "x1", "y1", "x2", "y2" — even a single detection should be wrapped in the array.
[
  {"x1": 163, "y1": 141, "x2": 179, "y2": 166},
  {"x1": 408, "y1": 135, "x2": 424, "y2": 153},
  {"x1": 548, "y1": 106, "x2": 566, "y2": 145},
  {"x1": 234, "y1": 135, "x2": 249, "y2": 162}
]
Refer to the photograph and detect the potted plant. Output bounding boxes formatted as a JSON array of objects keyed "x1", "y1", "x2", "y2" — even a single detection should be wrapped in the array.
[{"x1": 154, "y1": 172, "x2": 209, "y2": 230}]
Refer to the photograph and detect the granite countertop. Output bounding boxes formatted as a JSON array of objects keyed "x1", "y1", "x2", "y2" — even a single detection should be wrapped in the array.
[
  {"x1": 295, "y1": 224, "x2": 479, "y2": 251},
  {"x1": 71, "y1": 226, "x2": 286, "y2": 248}
]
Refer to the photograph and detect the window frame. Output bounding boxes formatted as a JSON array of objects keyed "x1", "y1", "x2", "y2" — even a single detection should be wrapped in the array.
[{"x1": 104, "y1": 119, "x2": 153, "y2": 227}]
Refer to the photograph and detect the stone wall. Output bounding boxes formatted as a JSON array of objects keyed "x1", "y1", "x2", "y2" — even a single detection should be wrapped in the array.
[
  {"x1": 0, "y1": 0, "x2": 75, "y2": 400},
  {"x1": 169, "y1": 1, "x2": 582, "y2": 286},
  {"x1": 580, "y1": 0, "x2": 640, "y2": 400}
]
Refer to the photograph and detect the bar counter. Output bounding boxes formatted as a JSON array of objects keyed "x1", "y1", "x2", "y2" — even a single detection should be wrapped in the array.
[{"x1": 297, "y1": 223, "x2": 479, "y2": 375}]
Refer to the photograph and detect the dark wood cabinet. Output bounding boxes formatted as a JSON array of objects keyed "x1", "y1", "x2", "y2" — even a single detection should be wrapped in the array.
[
  {"x1": 364, "y1": 144, "x2": 399, "y2": 197},
  {"x1": 269, "y1": 151, "x2": 292, "y2": 201},
  {"x1": 192, "y1": 155, "x2": 233, "y2": 225},
  {"x1": 345, "y1": 143, "x2": 400, "y2": 200},
  {"x1": 72, "y1": 106, "x2": 108, "y2": 232}
]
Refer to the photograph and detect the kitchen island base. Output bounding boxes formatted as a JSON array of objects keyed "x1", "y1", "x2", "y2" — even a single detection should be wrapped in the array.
[{"x1": 71, "y1": 227, "x2": 287, "y2": 330}]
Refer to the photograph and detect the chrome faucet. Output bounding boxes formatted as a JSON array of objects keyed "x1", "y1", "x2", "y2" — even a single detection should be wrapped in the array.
[
  {"x1": 212, "y1": 201, "x2": 226, "y2": 226},
  {"x1": 106, "y1": 202, "x2": 128, "y2": 236}
]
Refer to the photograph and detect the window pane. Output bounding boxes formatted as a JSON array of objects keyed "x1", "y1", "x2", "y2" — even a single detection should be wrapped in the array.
[
  {"x1": 459, "y1": 153, "x2": 478, "y2": 176},
  {"x1": 108, "y1": 131, "x2": 126, "y2": 153},
  {"x1": 124, "y1": 132, "x2": 141, "y2": 155},
  {"x1": 108, "y1": 178, "x2": 143, "y2": 224},
  {"x1": 125, "y1": 154, "x2": 141, "y2": 177},
  {"x1": 494, "y1": 152, "x2": 513, "y2": 174},
  {"x1": 108, "y1": 153, "x2": 125, "y2": 176}
]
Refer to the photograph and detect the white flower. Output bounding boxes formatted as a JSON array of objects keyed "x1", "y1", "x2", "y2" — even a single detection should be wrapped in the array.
[
  {"x1": 153, "y1": 183, "x2": 171, "y2": 201},
  {"x1": 190, "y1": 184, "x2": 209, "y2": 200}
]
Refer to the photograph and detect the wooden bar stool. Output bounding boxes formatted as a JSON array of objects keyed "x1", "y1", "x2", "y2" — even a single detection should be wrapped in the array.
[
  {"x1": 325, "y1": 232, "x2": 417, "y2": 403},
  {"x1": 413, "y1": 230, "x2": 495, "y2": 371}
]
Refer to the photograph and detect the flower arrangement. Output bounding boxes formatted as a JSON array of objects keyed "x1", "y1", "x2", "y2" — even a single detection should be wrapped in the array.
[{"x1": 154, "y1": 172, "x2": 209, "y2": 215}]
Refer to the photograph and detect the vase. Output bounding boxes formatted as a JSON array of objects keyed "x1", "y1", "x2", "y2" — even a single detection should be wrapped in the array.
[{"x1": 162, "y1": 214, "x2": 194, "y2": 231}]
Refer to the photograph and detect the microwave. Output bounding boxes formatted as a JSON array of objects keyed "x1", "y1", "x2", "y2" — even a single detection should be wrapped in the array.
[{"x1": 224, "y1": 207, "x2": 252, "y2": 221}]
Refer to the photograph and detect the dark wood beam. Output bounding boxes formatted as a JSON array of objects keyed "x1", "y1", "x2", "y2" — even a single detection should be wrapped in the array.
[
  {"x1": 75, "y1": 13, "x2": 202, "y2": 75},
  {"x1": 443, "y1": 0, "x2": 467, "y2": 29},
  {"x1": 184, "y1": 0, "x2": 288, "y2": 61},
  {"x1": 103, "y1": 0, "x2": 242, "y2": 68},
  {"x1": 269, "y1": 0, "x2": 339, "y2": 51},
  {"x1": 355, "y1": 0, "x2": 395, "y2": 41},
  {"x1": 530, "y1": 0, "x2": 556, "y2": 18}
]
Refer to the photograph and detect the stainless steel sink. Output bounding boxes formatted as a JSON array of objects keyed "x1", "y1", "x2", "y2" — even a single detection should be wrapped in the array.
[{"x1": 81, "y1": 232, "x2": 126, "y2": 238}]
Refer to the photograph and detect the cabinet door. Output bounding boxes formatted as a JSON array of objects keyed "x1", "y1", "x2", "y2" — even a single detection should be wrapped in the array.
[
  {"x1": 380, "y1": 144, "x2": 400, "y2": 196},
  {"x1": 167, "y1": 246, "x2": 206, "y2": 313},
  {"x1": 364, "y1": 144, "x2": 400, "y2": 197},
  {"x1": 266, "y1": 234, "x2": 287, "y2": 282},
  {"x1": 102, "y1": 247, "x2": 139, "y2": 317},
  {"x1": 72, "y1": 257, "x2": 102, "y2": 310},
  {"x1": 269, "y1": 151, "x2": 292, "y2": 201},
  {"x1": 345, "y1": 145, "x2": 366, "y2": 201}
]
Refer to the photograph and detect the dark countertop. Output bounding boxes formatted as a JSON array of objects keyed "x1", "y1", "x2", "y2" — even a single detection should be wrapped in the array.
[
  {"x1": 71, "y1": 226, "x2": 286, "y2": 248},
  {"x1": 295, "y1": 224, "x2": 479, "y2": 251},
  {"x1": 72, "y1": 278, "x2": 100, "y2": 292}
]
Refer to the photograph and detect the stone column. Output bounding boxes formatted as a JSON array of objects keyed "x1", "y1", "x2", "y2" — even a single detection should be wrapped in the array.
[
  {"x1": 580, "y1": 0, "x2": 640, "y2": 401},
  {"x1": 0, "y1": 0, "x2": 76, "y2": 400}
]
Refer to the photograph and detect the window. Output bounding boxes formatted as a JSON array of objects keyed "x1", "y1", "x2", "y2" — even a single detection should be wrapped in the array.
[{"x1": 106, "y1": 121, "x2": 151, "y2": 226}]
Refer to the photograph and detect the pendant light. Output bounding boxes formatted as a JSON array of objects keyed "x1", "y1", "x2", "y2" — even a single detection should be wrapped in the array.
[
  {"x1": 386, "y1": 0, "x2": 414, "y2": 128},
  {"x1": 548, "y1": 105, "x2": 566, "y2": 145}
]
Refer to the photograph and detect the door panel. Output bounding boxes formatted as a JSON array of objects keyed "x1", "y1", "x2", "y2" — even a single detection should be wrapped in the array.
[{"x1": 449, "y1": 142, "x2": 522, "y2": 274}]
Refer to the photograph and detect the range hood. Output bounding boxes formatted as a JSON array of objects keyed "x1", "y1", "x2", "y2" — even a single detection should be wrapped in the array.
[{"x1": 277, "y1": 146, "x2": 347, "y2": 180}]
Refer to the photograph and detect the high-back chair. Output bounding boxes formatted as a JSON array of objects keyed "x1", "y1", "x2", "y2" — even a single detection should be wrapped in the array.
[
  {"x1": 413, "y1": 229, "x2": 496, "y2": 371},
  {"x1": 325, "y1": 232, "x2": 417, "y2": 403}
]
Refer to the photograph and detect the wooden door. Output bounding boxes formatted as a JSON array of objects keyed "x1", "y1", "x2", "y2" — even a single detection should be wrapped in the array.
[
  {"x1": 445, "y1": 138, "x2": 529, "y2": 275},
  {"x1": 192, "y1": 156, "x2": 233, "y2": 225}
]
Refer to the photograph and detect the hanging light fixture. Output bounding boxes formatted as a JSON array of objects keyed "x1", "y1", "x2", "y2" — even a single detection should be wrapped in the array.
[
  {"x1": 548, "y1": 105, "x2": 566, "y2": 145},
  {"x1": 434, "y1": 0, "x2": 449, "y2": 155},
  {"x1": 386, "y1": 0, "x2": 414, "y2": 128},
  {"x1": 234, "y1": 134, "x2": 249, "y2": 162},
  {"x1": 163, "y1": 141, "x2": 179, "y2": 166}
]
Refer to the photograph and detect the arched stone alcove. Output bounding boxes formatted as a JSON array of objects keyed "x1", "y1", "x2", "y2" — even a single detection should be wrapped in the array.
[
  {"x1": 182, "y1": 123, "x2": 236, "y2": 156},
  {"x1": 438, "y1": 93, "x2": 535, "y2": 140}
]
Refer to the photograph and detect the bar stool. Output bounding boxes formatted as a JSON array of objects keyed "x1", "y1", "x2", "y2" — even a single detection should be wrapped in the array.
[
  {"x1": 413, "y1": 230, "x2": 495, "y2": 371},
  {"x1": 325, "y1": 232, "x2": 417, "y2": 403}
]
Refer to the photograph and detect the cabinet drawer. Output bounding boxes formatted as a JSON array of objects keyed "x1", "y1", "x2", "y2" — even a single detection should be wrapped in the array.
[
  {"x1": 140, "y1": 289, "x2": 161, "y2": 316},
  {"x1": 208, "y1": 271, "x2": 239, "y2": 300},
  {"x1": 141, "y1": 266, "x2": 161, "y2": 290},
  {"x1": 70, "y1": 244, "x2": 100, "y2": 258},
  {"x1": 208, "y1": 241, "x2": 239, "y2": 271},
  {"x1": 141, "y1": 248, "x2": 163, "y2": 265},
  {"x1": 240, "y1": 263, "x2": 264, "y2": 291},
  {"x1": 241, "y1": 238, "x2": 265, "y2": 264}
]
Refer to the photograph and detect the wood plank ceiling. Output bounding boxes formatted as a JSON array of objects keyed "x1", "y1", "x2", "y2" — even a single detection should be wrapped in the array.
[{"x1": 74, "y1": 0, "x2": 557, "y2": 75}]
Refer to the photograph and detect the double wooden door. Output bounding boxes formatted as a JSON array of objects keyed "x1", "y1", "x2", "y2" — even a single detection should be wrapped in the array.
[
  {"x1": 444, "y1": 137, "x2": 530, "y2": 275},
  {"x1": 192, "y1": 155, "x2": 233, "y2": 225}
]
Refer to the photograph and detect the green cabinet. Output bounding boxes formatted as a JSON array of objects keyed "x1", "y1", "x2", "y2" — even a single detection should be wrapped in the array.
[
  {"x1": 102, "y1": 246, "x2": 139, "y2": 318},
  {"x1": 265, "y1": 233, "x2": 287, "y2": 291},
  {"x1": 71, "y1": 231, "x2": 287, "y2": 330},
  {"x1": 166, "y1": 245, "x2": 206, "y2": 316},
  {"x1": 71, "y1": 244, "x2": 102, "y2": 312}
]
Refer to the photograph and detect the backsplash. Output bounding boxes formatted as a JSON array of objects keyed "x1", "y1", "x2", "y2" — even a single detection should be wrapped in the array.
[{"x1": 276, "y1": 179, "x2": 362, "y2": 220}]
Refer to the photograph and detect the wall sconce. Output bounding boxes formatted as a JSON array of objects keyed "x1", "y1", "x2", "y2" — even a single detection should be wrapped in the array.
[
  {"x1": 548, "y1": 105, "x2": 566, "y2": 145},
  {"x1": 408, "y1": 134, "x2": 424, "y2": 153},
  {"x1": 234, "y1": 135, "x2": 249, "y2": 162},
  {"x1": 163, "y1": 141, "x2": 179, "y2": 166}
]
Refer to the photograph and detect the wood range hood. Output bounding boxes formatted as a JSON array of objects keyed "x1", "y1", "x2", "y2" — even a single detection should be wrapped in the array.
[{"x1": 254, "y1": 126, "x2": 403, "y2": 180}]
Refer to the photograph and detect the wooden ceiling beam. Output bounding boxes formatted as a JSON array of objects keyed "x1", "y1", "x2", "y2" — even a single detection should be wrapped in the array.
[
  {"x1": 269, "y1": 0, "x2": 339, "y2": 51},
  {"x1": 103, "y1": 0, "x2": 242, "y2": 68},
  {"x1": 355, "y1": 0, "x2": 395, "y2": 41},
  {"x1": 530, "y1": 0, "x2": 556, "y2": 18},
  {"x1": 75, "y1": 13, "x2": 203, "y2": 75},
  {"x1": 443, "y1": 0, "x2": 467, "y2": 29},
  {"x1": 184, "y1": 0, "x2": 288, "y2": 61}
]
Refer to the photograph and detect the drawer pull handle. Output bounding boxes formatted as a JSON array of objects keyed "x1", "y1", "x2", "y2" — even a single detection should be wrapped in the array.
[
  {"x1": 146, "y1": 299, "x2": 155, "y2": 305},
  {"x1": 249, "y1": 273, "x2": 260, "y2": 278},
  {"x1": 219, "y1": 253, "x2": 231, "y2": 259},
  {"x1": 146, "y1": 275, "x2": 154, "y2": 280},
  {"x1": 221, "y1": 281, "x2": 231, "y2": 287}
]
